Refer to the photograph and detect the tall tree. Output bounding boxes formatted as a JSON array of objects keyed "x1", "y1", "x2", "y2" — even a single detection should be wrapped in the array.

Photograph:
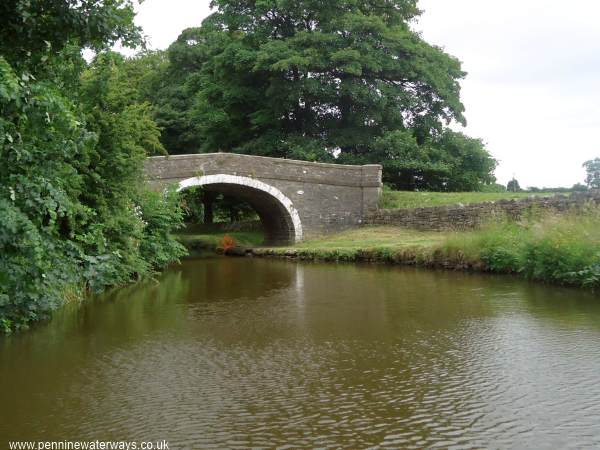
[
  {"x1": 152, "y1": 0, "x2": 496, "y2": 189},
  {"x1": 507, "y1": 178, "x2": 521, "y2": 192},
  {"x1": 584, "y1": 158, "x2": 600, "y2": 189},
  {"x1": 196, "y1": 0, "x2": 464, "y2": 154}
]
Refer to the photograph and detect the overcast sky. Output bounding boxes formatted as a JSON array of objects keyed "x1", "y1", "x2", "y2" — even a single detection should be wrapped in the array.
[{"x1": 128, "y1": 0, "x2": 599, "y2": 188}]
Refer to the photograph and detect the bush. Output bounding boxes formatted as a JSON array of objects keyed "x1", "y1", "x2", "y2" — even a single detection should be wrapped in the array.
[
  {"x1": 0, "y1": 54, "x2": 186, "y2": 333},
  {"x1": 138, "y1": 188, "x2": 187, "y2": 269},
  {"x1": 0, "y1": 200, "x2": 75, "y2": 332}
]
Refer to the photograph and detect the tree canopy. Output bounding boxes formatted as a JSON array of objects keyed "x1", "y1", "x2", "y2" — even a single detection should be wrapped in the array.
[
  {"x1": 146, "y1": 0, "x2": 496, "y2": 190},
  {"x1": 507, "y1": 178, "x2": 521, "y2": 192},
  {"x1": 584, "y1": 158, "x2": 600, "y2": 189},
  {"x1": 0, "y1": 0, "x2": 142, "y2": 69}
]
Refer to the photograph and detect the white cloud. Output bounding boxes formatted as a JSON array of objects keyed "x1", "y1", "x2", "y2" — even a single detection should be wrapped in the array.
[
  {"x1": 416, "y1": 0, "x2": 600, "y2": 188},
  {"x1": 129, "y1": 0, "x2": 599, "y2": 188},
  {"x1": 134, "y1": 0, "x2": 213, "y2": 50}
]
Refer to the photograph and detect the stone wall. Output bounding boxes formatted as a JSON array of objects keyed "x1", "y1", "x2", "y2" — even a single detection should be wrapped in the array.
[{"x1": 364, "y1": 191, "x2": 600, "y2": 231}]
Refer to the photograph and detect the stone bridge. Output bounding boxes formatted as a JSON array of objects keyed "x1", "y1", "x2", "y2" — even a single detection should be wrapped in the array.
[{"x1": 145, "y1": 153, "x2": 382, "y2": 244}]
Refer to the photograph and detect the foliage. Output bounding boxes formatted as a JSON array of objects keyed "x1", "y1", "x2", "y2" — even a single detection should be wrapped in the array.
[
  {"x1": 80, "y1": 51, "x2": 166, "y2": 157},
  {"x1": 571, "y1": 183, "x2": 589, "y2": 192},
  {"x1": 144, "y1": 0, "x2": 496, "y2": 189},
  {"x1": 481, "y1": 183, "x2": 508, "y2": 193},
  {"x1": 343, "y1": 129, "x2": 496, "y2": 190},
  {"x1": 180, "y1": 187, "x2": 206, "y2": 224},
  {"x1": 212, "y1": 195, "x2": 258, "y2": 223},
  {"x1": 152, "y1": 29, "x2": 207, "y2": 153},
  {"x1": 584, "y1": 158, "x2": 600, "y2": 189},
  {"x1": 137, "y1": 189, "x2": 187, "y2": 271},
  {"x1": 0, "y1": 2, "x2": 184, "y2": 333},
  {"x1": 0, "y1": 56, "x2": 92, "y2": 330},
  {"x1": 529, "y1": 184, "x2": 587, "y2": 193},
  {"x1": 180, "y1": 186, "x2": 259, "y2": 225},
  {"x1": 0, "y1": 0, "x2": 142, "y2": 70},
  {"x1": 507, "y1": 178, "x2": 521, "y2": 192},
  {"x1": 0, "y1": 198, "x2": 80, "y2": 332}
]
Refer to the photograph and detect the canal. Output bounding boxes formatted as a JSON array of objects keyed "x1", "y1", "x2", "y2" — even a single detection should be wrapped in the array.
[{"x1": 2, "y1": 257, "x2": 600, "y2": 448}]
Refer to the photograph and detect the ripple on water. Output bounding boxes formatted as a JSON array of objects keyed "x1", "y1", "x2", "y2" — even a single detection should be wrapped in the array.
[{"x1": 2, "y1": 260, "x2": 600, "y2": 449}]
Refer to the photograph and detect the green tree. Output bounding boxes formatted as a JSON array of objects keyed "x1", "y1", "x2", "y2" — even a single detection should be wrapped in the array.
[
  {"x1": 196, "y1": 0, "x2": 464, "y2": 154},
  {"x1": 571, "y1": 183, "x2": 588, "y2": 192},
  {"x1": 75, "y1": 50, "x2": 183, "y2": 286},
  {"x1": 155, "y1": 28, "x2": 209, "y2": 153},
  {"x1": 151, "y1": 0, "x2": 496, "y2": 188},
  {"x1": 507, "y1": 178, "x2": 521, "y2": 192},
  {"x1": 583, "y1": 158, "x2": 600, "y2": 189},
  {"x1": 0, "y1": 0, "x2": 142, "y2": 70},
  {"x1": 0, "y1": 2, "x2": 185, "y2": 332}
]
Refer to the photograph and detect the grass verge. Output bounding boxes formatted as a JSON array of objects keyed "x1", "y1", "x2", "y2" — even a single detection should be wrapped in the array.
[{"x1": 254, "y1": 211, "x2": 600, "y2": 290}]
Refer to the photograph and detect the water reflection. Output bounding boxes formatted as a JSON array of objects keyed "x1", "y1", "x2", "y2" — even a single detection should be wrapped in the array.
[{"x1": 1, "y1": 257, "x2": 599, "y2": 449}]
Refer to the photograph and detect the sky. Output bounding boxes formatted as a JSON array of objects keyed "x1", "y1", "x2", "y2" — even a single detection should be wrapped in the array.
[{"x1": 124, "y1": 0, "x2": 600, "y2": 188}]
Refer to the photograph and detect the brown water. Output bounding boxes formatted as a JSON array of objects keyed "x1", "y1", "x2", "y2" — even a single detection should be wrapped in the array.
[{"x1": 2, "y1": 257, "x2": 600, "y2": 449}]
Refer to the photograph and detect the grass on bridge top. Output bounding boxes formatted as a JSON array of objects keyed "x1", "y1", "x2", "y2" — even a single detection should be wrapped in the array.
[{"x1": 379, "y1": 190, "x2": 561, "y2": 210}]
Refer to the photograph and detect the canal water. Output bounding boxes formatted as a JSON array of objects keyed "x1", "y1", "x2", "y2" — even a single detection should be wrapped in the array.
[{"x1": 1, "y1": 257, "x2": 600, "y2": 449}]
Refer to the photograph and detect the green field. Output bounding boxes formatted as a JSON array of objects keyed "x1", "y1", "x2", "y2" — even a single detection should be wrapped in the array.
[{"x1": 379, "y1": 190, "x2": 561, "y2": 210}]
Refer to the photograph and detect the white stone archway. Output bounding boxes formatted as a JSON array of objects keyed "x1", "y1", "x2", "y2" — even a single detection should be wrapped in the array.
[{"x1": 177, "y1": 174, "x2": 303, "y2": 243}]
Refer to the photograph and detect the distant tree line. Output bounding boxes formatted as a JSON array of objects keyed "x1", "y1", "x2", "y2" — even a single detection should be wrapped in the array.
[{"x1": 501, "y1": 158, "x2": 600, "y2": 193}]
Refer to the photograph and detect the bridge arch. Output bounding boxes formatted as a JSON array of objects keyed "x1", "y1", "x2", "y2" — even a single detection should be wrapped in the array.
[{"x1": 177, "y1": 174, "x2": 303, "y2": 245}]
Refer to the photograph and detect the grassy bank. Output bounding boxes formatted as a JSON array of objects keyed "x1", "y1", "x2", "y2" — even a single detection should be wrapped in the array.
[
  {"x1": 379, "y1": 190, "x2": 562, "y2": 210},
  {"x1": 294, "y1": 227, "x2": 445, "y2": 252},
  {"x1": 255, "y1": 211, "x2": 600, "y2": 290},
  {"x1": 443, "y1": 211, "x2": 600, "y2": 288}
]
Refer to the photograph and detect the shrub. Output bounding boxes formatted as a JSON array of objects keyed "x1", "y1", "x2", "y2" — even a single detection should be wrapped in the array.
[
  {"x1": 0, "y1": 200, "x2": 76, "y2": 332},
  {"x1": 0, "y1": 55, "x2": 186, "y2": 332},
  {"x1": 138, "y1": 188, "x2": 187, "y2": 270}
]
